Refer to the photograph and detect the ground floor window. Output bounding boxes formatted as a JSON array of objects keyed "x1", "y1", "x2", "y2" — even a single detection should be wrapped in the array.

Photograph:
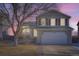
[
  {"x1": 22, "y1": 28, "x2": 30, "y2": 33},
  {"x1": 22, "y1": 26, "x2": 31, "y2": 35},
  {"x1": 33, "y1": 29, "x2": 37, "y2": 37}
]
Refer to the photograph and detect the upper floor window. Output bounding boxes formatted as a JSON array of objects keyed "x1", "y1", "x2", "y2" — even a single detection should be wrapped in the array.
[
  {"x1": 41, "y1": 18, "x2": 46, "y2": 26},
  {"x1": 50, "y1": 18, "x2": 56, "y2": 26},
  {"x1": 60, "y1": 18, "x2": 65, "y2": 26}
]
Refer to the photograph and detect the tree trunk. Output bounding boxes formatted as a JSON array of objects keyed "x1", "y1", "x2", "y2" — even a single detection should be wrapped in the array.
[
  {"x1": 15, "y1": 37, "x2": 18, "y2": 46},
  {"x1": 14, "y1": 25, "x2": 22, "y2": 46}
]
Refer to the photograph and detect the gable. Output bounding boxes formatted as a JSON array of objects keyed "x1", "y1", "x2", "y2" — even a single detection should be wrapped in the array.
[{"x1": 37, "y1": 10, "x2": 71, "y2": 19}]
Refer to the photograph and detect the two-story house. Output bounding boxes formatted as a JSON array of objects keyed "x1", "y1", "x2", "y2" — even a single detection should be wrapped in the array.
[{"x1": 21, "y1": 10, "x2": 73, "y2": 44}]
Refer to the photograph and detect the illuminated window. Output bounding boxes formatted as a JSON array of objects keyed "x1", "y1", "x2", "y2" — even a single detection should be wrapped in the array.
[
  {"x1": 51, "y1": 18, "x2": 56, "y2": 26},
  {"x1": 41, "y1": 18, "x2": 46, "y2": 26},
  {"x1": 22, "y1": 26, "x2": 31, "y2": 35},
  {"x1": 60, "y1": 18, "x2": 65, "y2": 26},
  {"x1": 22, "y1": 28, "x2": 30, "y2": 33},
  {"x1": 22, "y1": 29, "x2": 26, "y2": 33},
  {"x1": 33, "y1": 29, "x2": 37, "y2": 37},
  {"x1": 22, "y1": 26, "x2": 27, "y2": 28}
]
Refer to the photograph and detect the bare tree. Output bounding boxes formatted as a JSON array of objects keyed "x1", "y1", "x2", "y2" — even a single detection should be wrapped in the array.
[{"x1": 0, "y1": 3, "x2": 58, "y2": 45}]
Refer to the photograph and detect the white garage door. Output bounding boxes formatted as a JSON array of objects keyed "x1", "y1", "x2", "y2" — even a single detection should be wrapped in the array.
[{"x1": 40, "y1": 32, "x2": 68, "y2": 44}]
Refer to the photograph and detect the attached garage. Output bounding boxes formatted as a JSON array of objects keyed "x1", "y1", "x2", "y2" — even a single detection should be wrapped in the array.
[{"x1": 40, "y1": 32, "x2": 68, "y2": 44}]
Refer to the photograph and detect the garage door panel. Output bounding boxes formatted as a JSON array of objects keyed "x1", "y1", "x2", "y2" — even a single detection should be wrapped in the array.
[{"x1": 40, "y1": 32, "x2": 67, "y2": 44}]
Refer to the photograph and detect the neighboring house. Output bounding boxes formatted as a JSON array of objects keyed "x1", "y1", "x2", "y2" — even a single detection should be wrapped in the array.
[
  {"x1": 77, "y1": 21, "x2": 79, "y2": 36},
  {"x1": 0, "y1": 18, "x2": 9, "y2": 40},
  {"x1": 21, "y1": 10, "x2": 73, "y2": 44}
]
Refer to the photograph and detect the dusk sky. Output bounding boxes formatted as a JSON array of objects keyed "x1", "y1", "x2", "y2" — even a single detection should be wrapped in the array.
[
  {"x1": 29, "y1": 3, "x2": 79, "y2": 32},
  {"x1": 57, "y1": 3, "x2": 79, "y2": 32}
]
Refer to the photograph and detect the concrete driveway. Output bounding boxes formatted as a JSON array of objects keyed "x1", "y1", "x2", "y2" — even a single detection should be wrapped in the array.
[{"x1": 37, "y1": 45, "x2": 79, "y2": 56}]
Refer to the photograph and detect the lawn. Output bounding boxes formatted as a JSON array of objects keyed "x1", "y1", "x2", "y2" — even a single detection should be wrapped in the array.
[
  {"x1": 0, "y1": 44, "x2": 79, "y2": 56},
  {"x1": 0, "y1": 45, "x2": 38, "y2": 56}
]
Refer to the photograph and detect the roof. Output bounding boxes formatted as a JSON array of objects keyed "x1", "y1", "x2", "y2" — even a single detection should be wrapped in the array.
[
  {"x1": 33, "y1": 26, "x2": 73, "y2": 30},
  {"x1": 37, "y1": 10, "x2": 71, "y2": 19},
  {"x1": 22, "y1": 22, "x2": 36, "y2": 26}
]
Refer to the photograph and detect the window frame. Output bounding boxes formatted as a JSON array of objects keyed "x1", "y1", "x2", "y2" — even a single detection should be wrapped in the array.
[
  {"x1": 60, "y1": 18, "x2": 65, "y2": 26},
  {"x1": 50, "y1": 18, "x2": 56, "y2": 26},
  {"x1": 40, "y1": 18, "x2": 46, "y2": 26},
  {"x1": 33, "y1": 29, "x2": 38, "y2": 37}
]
